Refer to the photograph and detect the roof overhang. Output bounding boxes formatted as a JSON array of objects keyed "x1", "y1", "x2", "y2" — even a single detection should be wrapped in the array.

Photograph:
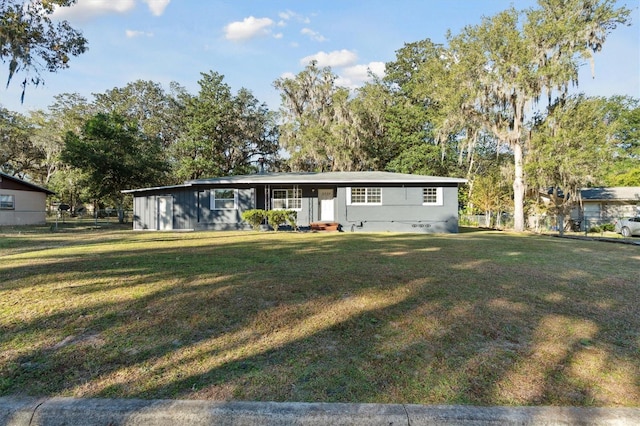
[
  {"x1": 580, "y1": 187, "x2": 640, "y2": 202},
  {"x1": 0, "y1": 172, "x2": 56, "y2": 195},
  {"x1": 121, "y1": 183, "x2": 193, "y2": 195},
  {"x1": 187, "y1": 171, "x2": 468, "y2": 185},
  {"x1": 123, "y1": 172, "x2": 468, "y2": 195}
]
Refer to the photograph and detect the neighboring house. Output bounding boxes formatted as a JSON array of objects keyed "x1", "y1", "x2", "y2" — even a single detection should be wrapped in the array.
[
  {"x1": 123, "y1": 171, "x2": 467, "y2": 233},
  {"x1": 0, "y1": 172, "x2": 55, "y2": 226},
  {"x1": 573, "y1": 187, "x2": 640, "y2": 225}
]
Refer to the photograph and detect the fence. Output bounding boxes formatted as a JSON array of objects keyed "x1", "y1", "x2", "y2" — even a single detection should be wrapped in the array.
[
  {"x1": 460, "y1": 213, "x2": 514, "y2": 230},
  {"x1": 48, "y1": 209, "x2": 134, "y2": 227},
  {"x1": 461, "y1": 212, "x2": 619, "y2": 234}
]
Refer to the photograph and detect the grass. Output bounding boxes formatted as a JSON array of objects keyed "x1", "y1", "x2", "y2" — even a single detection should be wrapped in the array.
[{"x1": 0, "y1": 226, "x2": 638, "y2": 406}]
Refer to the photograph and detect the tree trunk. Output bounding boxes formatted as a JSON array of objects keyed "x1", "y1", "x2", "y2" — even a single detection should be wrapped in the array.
[
  {"x1": 512, "y1": 141, "x2": 525, "y2": 232},
  {"x1": 558, "y1": 213, "x2": 565, "y2": 236}
]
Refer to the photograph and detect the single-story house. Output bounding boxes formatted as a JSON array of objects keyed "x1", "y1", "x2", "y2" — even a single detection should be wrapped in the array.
[
  {"x1": 573, "y1": 187, "x2": 640, "y2": 225},
  {"x1": 0, "y1": 172, "x2": 55, "y2": 226},
  {"x1": 123, "y1": 171, "x2": 467, "y2": 233}
]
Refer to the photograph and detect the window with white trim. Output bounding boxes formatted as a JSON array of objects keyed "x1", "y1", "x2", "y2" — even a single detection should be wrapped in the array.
[
  {"x1": 423, "y1": 187, "x2": 443, "y2": 206},
  {"x1": 211, "y1": 189, "x2": 238, "y2": 210},
  {"x1": 348, "y1": 187, "x2": 382, "y2": 205},
  {"x1": 272, "y1": 188, "x2": 302, "y2": 210},
  {"x1": 0, "y1": 194, "x2": 15, "y2": 210}
]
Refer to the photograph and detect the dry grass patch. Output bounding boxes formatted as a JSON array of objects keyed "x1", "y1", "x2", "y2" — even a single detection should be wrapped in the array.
[{"x1": 1, "y1": 228, "x2": 638, "y2": 406}]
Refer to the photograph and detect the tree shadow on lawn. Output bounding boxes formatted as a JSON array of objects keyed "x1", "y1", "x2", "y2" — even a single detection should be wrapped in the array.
[{"x1": 1, "y1": 232, "x2": 638, "y2": 406}]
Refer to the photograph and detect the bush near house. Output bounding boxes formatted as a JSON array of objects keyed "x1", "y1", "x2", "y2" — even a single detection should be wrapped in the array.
[
  {"x1": 241, "y1": 209, "x2": 266, "y2": 230},
  {"x1": 266, "y1": 209, "x2": 297, "y2": 231}
]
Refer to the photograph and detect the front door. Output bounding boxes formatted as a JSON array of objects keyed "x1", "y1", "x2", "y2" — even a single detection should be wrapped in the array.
[
  {"x1": 318, "y1": 189, "x2": 334, "y2": 221},
  {"x1": 158, "y1": 196, "x2": 173, "y2": 230}
]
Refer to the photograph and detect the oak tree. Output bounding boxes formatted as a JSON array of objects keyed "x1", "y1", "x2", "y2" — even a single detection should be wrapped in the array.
[{"x1": 0, "y1": 0, "x2": 87, "y2": 100}]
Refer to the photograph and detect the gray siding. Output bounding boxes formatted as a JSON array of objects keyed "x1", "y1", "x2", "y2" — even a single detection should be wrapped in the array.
[
  {"x1": 195, "y1": 188, "x2": 254, "y2": 231},
  {"x1": 336, "y1": 186, "x2": 459, "y2": 233},
  {"x1": 130, "y1": 182, "x2": 461, "y2": 233},
  {"x1": 174, "y1": 189, "x2": 196, "y2": 229},
  {"x1": 132, "y1": 195, "x2": 157, "y2": 230},
  {"x1": 132, "y1": 189, "x2": 197, "y2": 230}
]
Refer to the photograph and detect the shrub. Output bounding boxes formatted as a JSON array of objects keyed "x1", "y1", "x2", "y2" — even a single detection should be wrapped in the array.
[
  {"x1": 601, "y1": 223, "x2": 615, "y2": 232},
  {"x1": 588, "y1": 225, "x2": 601, "y2": 233},
  {"x1": 266, "y1": 210, "x2": 295, "y2": 232},
  {"x1": 285, "y1": 210, "x2": 298, "y2": 231},
  {"x1": 241, "y1": 209, "x2": 266, "y2": 230}
]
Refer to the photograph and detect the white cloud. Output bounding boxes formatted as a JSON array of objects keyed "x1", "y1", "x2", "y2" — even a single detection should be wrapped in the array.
[
  {"x1": 279, "y1": 72, "x2": 296, "y2": 80},
  {"x1": 142, "y1": 0, "x2": 170, "y2": 16},
  {"x1": 278, "y1": 10, "x2": 310, "y2": 24},
  {"x1": 300, "y1": 49, "x2": 358, "y2": 67},
  {"x1": 52, "y1": 0, "x2": 169, "y2": 21},
  {"x1": 53, "y1": 0, "x2": 136, "y2": 21},
  {"x1": 301, "y1": 28, "x2": 327, "y2": 42},
  {"x1": 126, "y1": 29, "x2": 153, "y2": 38},
  {"x1": 337, "y1": 62, "x2": 387, "y2": 88},
  {"x1": 368, "y1": 61, "x2": 386, "y2": 77},
  {"x1": 224, "y1": 16, "x2": 274, "y2": 41},
  {"x1": 273, "y1": 33, "x2": 283, "y2": 40}
]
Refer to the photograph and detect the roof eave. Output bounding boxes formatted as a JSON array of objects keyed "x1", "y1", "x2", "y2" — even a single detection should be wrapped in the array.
[{"x1": 121, "y1": 183, "x2": 193, "y2": 194}]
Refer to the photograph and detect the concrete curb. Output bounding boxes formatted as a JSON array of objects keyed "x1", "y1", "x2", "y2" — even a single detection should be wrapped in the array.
[{"x1": 1, "y1": 397, "x2": 639, "y2": 425}]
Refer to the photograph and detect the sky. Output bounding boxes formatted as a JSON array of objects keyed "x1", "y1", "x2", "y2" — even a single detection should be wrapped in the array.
[{"x1": 1, "y1": 0, "x2": 639, "y2": 114}]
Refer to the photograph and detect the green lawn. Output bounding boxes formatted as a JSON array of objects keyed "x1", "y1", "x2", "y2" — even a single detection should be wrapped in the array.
[{"x1": 0, "y1": 227, "x2": 638, "y2": 406}]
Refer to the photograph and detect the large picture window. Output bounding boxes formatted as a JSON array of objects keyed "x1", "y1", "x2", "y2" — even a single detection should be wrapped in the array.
[
  {"x1": 0, "y1": 194, "x2": 15, "y2": 210},
  {"x1": 272, "y1": 188, "x2": 301, "y2": 210},
  {"x1": 211, "y1": 189, "x2": 237, "y2": 210},
  {"x1": 423, "y1": 187, "x2": 443, "y2": 206},
  {"x1": 348, "y1": 187, "x2": 381, "y2": 205}
]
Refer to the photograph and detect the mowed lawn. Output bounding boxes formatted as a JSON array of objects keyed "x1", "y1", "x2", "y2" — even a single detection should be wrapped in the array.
[{"x1": 0, "y1": 228, "x2": 638, "y2": 406}]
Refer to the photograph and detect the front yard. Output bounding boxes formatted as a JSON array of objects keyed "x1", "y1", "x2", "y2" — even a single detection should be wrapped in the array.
[{"x1": 0, "y1": 228, "x2": 638, "y2": 406}]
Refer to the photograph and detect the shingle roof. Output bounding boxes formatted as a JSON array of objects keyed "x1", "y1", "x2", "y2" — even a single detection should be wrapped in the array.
[
  {"x1": 580, "y1": 187, "x2": 640, "y2": 201},
  {"x1": 187, "y1": 171, "x2": 467, "y2": 185},
  {"x1": 123, "y1": 171, "x2": 467, "y2": 194},
  {"x1": 0, "y1": 172, "x2": 55, "y2": 195}
]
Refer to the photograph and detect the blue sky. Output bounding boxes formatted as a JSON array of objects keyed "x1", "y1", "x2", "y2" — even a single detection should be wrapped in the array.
[{"x1": 1, "y1": 0, "x2": 639, "y2": 114}]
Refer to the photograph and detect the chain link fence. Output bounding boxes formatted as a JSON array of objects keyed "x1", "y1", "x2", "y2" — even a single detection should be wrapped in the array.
[
  {"x1": 459, "y1": 213, "x2": 514, "y2": 230},
  {"x1": 460, "y1": 212, "x2": 619, "y2": 234},
  {"x1": 48, "y1": 209, "x2": 134, "y2": 228}
]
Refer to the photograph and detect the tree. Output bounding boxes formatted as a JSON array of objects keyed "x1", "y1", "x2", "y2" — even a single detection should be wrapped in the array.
[
  {"x1": 92, "y1": 80, "x2": 185, "y2": 150},
  {"x1": 350, "y1": 79, "x2": 393, "y2": 170},
  {"x1": 0, "y1": 106, "x2": 41, "y2": 177},
  {"x1": 0, "y1": 0, "x2": 87, "y2": 100},
  {"x1": 28, "y1": 93, "x2": 94, "y2": 209},
  {"x1": 274, "y1": 61, "x2": 370, "y2": 171},
  {"x1": 605, "y1": 97, "x2": 640, "y2": 186},
  {"x1": 386, "y1": 143, "x2": 460, "y2": 177},
  {"x1": 382, "y1": 39, "x2": 476, "y2": 178},
  {"x1": 173, "y1": 71, "x2": 279, "y2": 180},
  {"x1": 527, "y1": 95, "x2": 617, "y2": 232},
  {"x1": 26, "y1": 93, "x2": 93, "y2": 185},
  {"x1": 414, "y1": 0, "x2": 630, "y2": 231},
  {"x1": 469, "y1": 165, "x2": 512, "y2": 229},
  {"x1": 61, "y1": 113, "x2": 168, "y2": 221}
]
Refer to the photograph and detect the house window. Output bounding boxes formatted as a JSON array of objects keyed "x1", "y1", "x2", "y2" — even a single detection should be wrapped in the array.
[
  {"x1": 211, "y1": 189, "x2": 237, "y2": 210},
  {"x1": 423, "y1": 187, "x2": 443, "y2": 206},
  {"x1": 348, "y1": 187, "x2": 382, "y2": 205},
  {"x1": 272, "y1": 188, "x2": 301, "y2": 210},
  {"x1": 0, "y1": 194, "x2": 15, "y2": 210}
]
